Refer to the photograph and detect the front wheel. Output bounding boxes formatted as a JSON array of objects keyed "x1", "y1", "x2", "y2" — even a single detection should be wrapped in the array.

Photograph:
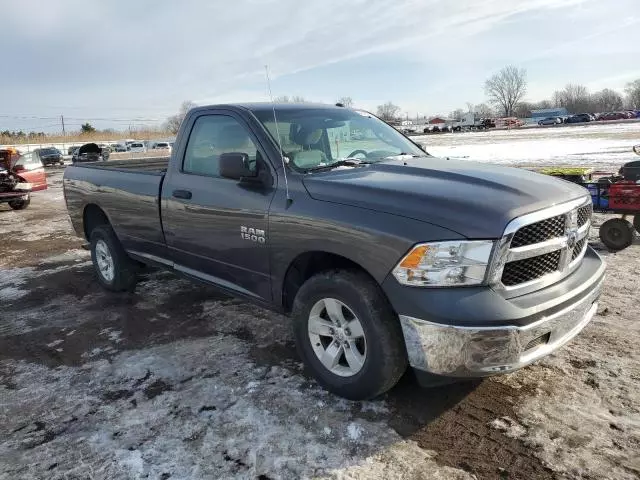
[
  {"x1": 8, "y1": 195, "x2": 30, "y2": 210},
  {"x1": 90, "y1": 225, "x2": 139, "y2": 291},
  {"x1": 292, "y1": 270, "x2": 407, "y2": 400},
  {"x1": 599, "y1": 218, "x2": 634, "y2": 251}
]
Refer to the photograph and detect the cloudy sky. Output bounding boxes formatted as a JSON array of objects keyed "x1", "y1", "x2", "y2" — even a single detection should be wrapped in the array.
[{"x1": 1, "y1": 0, "x2": 639, "y2": 132}]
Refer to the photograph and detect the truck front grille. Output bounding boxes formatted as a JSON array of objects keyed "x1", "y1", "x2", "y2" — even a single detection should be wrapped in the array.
[
  {"x1": 577, "y1": 204, "x2": 592, "y2": 227},
  {"x1": 498, "y1": 197, "x2": 592, "y2": 291},
  {"x1": 502, "y1": 250, "x2": 561, "y2": 286},
  {"x1": 510, "y1": 215, "x2": 565, "y2": 248},
  {"x1": 572, "y1": 238, "x2": 587, "y2": 261}
]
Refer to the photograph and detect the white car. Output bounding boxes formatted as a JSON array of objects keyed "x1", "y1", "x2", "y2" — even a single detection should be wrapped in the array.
[
  {"x1": 128, "y1": 142, "x2": 147, "y2": 153},
  {"x1": 153, "y1": 142, "x2": 172, "y2": 152}
]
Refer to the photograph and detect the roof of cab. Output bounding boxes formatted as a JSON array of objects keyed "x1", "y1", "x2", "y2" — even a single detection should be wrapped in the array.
[{"x1": 189, "y1": 102, "x2": 348, "y2": 115}]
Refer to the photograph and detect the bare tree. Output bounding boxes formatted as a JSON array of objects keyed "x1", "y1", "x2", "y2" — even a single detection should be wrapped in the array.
[
  {"x1": 484, "y1": 66, "x2": 527, "y2": 117},
  {"x1": 337, "y1": 96, "x2": 354, "y2": 108},
  {"x1": 274, "y1": 95, "x2": 306, "y2": 103},
  {"x1": 625, "y1": 79, "x2": 640, "y2": 109},
  {"x1": 474, "y1": 103, "x2": 494, "y2": 117},
  {"x1": 534, "y1": 99, "x2": 553, "y2": 110},
  {"x1": 552, "y1": 84, "x2": 591, "y2": 113},
  {"x1": 376, "y1": 102, "x2": 401, "y2": 122},
  {"x1": 466, "y1": 102, "x2": 474, "y2": 113},
  {"x1": 164, "y1": 101, "x2": 197, "y2": 134},
  {"x1": 450, "y1": 108, "x2": 465, "y2": 121},
  {"x1": 513, "y1": 101, "x2": 534, "y2": 119},
  {"x1": 592, "y1": 88, "x2": 623, "y2": 112}
]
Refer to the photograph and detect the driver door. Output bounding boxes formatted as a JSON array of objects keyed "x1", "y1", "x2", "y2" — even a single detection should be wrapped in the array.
[{"x1": 161, "y1": 111, "x2": 276, "y2": 302}]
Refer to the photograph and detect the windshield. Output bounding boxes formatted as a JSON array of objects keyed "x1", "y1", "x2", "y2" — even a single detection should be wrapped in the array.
[
  {"x1": 131, "y1": 143, "x2": 143, "y2": 148},
  {"x1": 252, "y1": 107, "x2": 427, "y2": 170}
]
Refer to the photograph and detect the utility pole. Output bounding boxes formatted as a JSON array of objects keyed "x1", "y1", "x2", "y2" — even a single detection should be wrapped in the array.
[{"x1": 61, "y1": 115, "x2": 66, "y2": 136}]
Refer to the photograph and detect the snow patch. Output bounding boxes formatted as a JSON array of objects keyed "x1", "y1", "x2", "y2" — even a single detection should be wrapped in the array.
[{"x1": 347, "y1": 422, "x2": 363, "y2": 441}]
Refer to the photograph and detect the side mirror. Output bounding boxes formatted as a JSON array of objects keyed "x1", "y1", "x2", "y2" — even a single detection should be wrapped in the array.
[
  {"x1": 219, "y1": 152, "x2": 257, "y2": 180},
  {"x1": 633, "y1": 145, "x2": 640, "y2": 156}
]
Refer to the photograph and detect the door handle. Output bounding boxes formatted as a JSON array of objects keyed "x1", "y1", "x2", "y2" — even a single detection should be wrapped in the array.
[{"x1": 172, "y1": 189, "x2": 192, "y2": 199}]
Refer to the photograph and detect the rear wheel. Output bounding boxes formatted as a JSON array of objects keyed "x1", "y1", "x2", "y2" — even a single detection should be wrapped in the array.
[
  {"x1": 292, "y1": 270, "x2": 407, "y2": 400},
  {"x1": 8, "y1": 195, "x2": 30, "y2": 210},
  {"x1": 599, "y1": 218, "x2": 634, "y2": 251},
  {"x1": 90, "y1": 225, "x2": 138, "y2": 291}
]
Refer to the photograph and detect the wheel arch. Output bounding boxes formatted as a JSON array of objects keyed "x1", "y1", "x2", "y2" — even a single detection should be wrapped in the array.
[
  {"x1": 82, "y1": 203, "x2": 112, "y2": 241},
  {"x1": 281, "y1": 250, "x2": 382, "y2": 314}
]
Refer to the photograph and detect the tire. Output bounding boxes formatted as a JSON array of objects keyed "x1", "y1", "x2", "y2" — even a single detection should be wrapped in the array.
[
  {"x1": 634, "y1": 214, "x2": 640, "y2": 234},
  {"x1": 292, "y1": 270, "x2": 407, "y2": 400},
  {"x1": 8, "y1": 196, "x2": 30, "y2": 210},
  {"x1": 89, "y1": 225, "x2": 138, "y2": 291},
  {"x1": 599, "y1": 218, "x2": 634, "y2": 251}
]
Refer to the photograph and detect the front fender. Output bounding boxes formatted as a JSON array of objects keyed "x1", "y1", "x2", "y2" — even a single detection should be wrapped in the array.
[{"x1": 269, "y1": 193, "x2": 464, "y2": 308}]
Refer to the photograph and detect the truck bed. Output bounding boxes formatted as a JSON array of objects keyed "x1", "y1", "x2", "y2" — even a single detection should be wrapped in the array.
[
  {"x1": 72, "y1": 156, "x2": 170, "y2": 174},
  {"x1": 64, "y1": 156, "x2": 168, "y2": 249}
]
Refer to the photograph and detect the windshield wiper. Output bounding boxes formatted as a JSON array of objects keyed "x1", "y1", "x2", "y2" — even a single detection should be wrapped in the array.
[
  {"x1": 306, "y1": 158, "x2": 372, "y2": 172},
  {"x1": 393, "y1": 152, "x2": 428, "y2": 157}
]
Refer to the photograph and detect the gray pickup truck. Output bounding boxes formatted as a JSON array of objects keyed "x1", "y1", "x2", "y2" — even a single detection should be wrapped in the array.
[{"x1": 63, "y1": 103, "x2": 605, "y2": 400}]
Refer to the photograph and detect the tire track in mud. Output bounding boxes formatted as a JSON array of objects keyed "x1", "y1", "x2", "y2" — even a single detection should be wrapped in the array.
[{"x1": 385, "y1": 378, "x2": 557, "y2": 480}]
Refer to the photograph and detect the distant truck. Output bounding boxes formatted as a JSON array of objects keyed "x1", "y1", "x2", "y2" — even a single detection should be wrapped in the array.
[
  {"x1": 63, "y1": 103, "x2": 605, "y2": 400},
  {"x1": 450, "y1": 112, "x2": 487, "y2": 131}
]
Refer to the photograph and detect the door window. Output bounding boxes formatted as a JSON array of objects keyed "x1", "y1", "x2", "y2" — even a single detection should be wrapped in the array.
[
  {"x1": 15, "y1": 152, "x2": 42, "y2": 170},
  {"x1": 183, "y1": 115, "x2": 259, "y2": 177}
]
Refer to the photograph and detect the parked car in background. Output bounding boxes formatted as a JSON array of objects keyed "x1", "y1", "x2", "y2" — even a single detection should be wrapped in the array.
[
  {"x1": 597, "y1": 112, "x2": 627, "y2": 121},
  {"x1": 565, "y1": 114, "x2": 592, "y2": 124},
  {"x1": 152, "y1": 142, "x2": 172, "y2": 152},
  {"x1": 128, "y1": 142, "x2": 147, "y2": 153},
  {"x1": 34, "y1": 147, "x2": 64, "y2": 166},
  {"x1": 0, "y1": 148, "x2": 47, "y2": 210},
  {"x1": 538, "y1": 117, "x2": 562, "y2": 126},
  {"x1": 112, "y1": 144, "x2": 128, "y2": 152},
  {"x1": 72, "y1": 143, "x2": 110, "y2": 163}
]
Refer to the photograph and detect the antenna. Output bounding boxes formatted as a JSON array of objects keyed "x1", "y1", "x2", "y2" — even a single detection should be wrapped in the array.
[{"x1": 264, "y1": 65, "x2": 291, "y2": 205}]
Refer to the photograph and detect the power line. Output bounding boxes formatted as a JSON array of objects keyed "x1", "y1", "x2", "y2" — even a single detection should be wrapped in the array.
[{"x1": 0, "y1": 114, "x2": 165, "y2": 122}]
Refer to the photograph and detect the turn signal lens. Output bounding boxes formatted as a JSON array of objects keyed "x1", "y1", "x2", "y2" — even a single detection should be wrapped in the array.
[
  {"x1": 398, "y1": 245, "x2": 429, "y2": 269},
  {"x1": 393, "y1": 241, "x2": 495, "y2": 287}
]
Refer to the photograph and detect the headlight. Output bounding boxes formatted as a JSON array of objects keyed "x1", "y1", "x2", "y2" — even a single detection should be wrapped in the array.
[{"x1": 392, "y1": 240, "x2": 495, "y2": 287}]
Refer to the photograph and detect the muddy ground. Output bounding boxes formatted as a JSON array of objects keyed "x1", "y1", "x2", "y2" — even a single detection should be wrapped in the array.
[{"x1": 0, "y1": 162, "x2": 639, "y2": 480}]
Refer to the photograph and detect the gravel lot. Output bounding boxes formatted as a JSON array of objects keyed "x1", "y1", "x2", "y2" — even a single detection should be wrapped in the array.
[{"x1": 1, "y1": 124, "x2": 639, "y2": 479}]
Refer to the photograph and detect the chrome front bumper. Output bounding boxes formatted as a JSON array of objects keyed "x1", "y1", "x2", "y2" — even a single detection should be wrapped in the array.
[{"x1": 399, "y1": 277, "x2": 603, "y2": 377}]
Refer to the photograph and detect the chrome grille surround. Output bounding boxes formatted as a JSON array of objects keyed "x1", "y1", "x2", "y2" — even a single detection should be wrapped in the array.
[{"x1": 489, "y1": 196, "x2": 592, "y2": 296}]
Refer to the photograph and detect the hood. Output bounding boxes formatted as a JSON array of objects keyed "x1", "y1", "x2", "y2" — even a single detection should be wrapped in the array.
[
  {"x1": 0, "y1": 149, "x2": 20, "y2": 172},
  {"x1": 78, "y1": 143, "x2": 101, "y2": 155},
  {"x1": 302, "y1": 157, "x2": 588, "y2": 238}
]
